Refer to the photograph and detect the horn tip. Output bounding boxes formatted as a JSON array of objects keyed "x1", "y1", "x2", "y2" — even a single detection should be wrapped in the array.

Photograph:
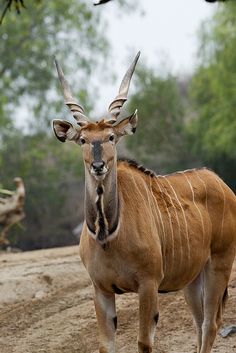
[
  {"x1": 135, "y1": 51, "x2": 141, "y2": 61},
  {"x1": 132, "y1": 51, "x2": 141, "y2": 66}
]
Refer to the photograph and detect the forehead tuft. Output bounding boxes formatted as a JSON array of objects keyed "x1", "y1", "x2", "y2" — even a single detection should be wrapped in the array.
[{"x1": 81, "y1": 120, "x2": 112, "y2": 132}]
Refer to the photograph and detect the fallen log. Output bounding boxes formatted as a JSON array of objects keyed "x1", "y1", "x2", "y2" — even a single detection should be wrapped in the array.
[{"x1": 0, "y1": 178, "x2": 25, "y2": 246}]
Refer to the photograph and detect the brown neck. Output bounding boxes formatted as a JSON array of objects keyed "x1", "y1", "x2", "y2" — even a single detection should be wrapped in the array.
[{"x1": 84, "y1": 162, "x2": 120, "y2": 244}]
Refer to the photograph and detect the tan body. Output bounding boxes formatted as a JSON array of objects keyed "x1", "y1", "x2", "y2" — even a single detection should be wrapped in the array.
[
  {"x1": 53, "y1": 53, "x2": 236, "y2": 353},
  {"x1": 79, "y1": 163, "x2": 236, "y2": 353},
  {"x1": 81, "y1": 162, "x2": 236, "y2": 286}
]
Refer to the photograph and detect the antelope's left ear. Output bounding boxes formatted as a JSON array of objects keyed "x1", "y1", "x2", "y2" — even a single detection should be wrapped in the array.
[
  {"x1": 113, "y1": 110, "x2": 138, "y2": 137},
  {"x1": 52, "y1": 119, "x2": 80, "y2": 143}
]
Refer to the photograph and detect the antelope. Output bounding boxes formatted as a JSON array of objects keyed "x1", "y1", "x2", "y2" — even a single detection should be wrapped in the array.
[{"x1": 52, "y1": 52, "x2": 236, "y2": 353}]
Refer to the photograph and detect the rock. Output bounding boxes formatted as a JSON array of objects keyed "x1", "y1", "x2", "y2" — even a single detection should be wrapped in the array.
[{"x1": 220, "y1": 325, "x2": 236, "y2": 338}]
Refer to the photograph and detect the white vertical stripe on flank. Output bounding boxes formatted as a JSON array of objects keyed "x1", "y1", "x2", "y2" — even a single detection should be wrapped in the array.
[
  {"x1": 214, "y1": 176, "x2": 226, "y2": 244},
  {"x1": 155, "y1": 176, "x2": 175, "y2": 271},
  {"x1": 148, "y1": 176, "x2": 167, "y2": 273},
  {"x1": 195, "y1": 171, "x2": 208, "y2": 212},
  {"x1": 164, "y1": 175, "x2": 191, "y2": 265},
  {"x1": 162, "y1": 176, "x2": 183, "y2": 268},
  {"x1": 182, "y1": 173, "x2": 205, "y2": 257},
  {"x1": 148, "y1": 178, "x2": 166, "y2": 234},
  {"x1": 130, "y1": 173, "x2": 149, "y2": 209}
]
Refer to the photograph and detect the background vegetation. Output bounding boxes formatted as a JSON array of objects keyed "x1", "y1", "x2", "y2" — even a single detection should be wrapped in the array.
[{"x1": 0, "y1": 1, "x2": 235, "y2": 250}]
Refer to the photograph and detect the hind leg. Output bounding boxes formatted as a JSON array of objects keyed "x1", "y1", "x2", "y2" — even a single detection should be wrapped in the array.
[
  {"x1": 200, "y1": 251, "x2": 234, "y2": 353},
  {"x1": 184, "y1": 271, "x2": 204, "y2": 353}
]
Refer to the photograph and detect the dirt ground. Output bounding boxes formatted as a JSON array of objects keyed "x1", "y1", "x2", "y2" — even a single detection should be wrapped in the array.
[{"x1": 0, "y1": 246, "x2": 235, "y2": 353}]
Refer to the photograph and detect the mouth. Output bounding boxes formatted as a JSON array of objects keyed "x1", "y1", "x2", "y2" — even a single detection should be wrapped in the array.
[{"x1": 91, "y1": 167, "x2": 108, "y2": 179}]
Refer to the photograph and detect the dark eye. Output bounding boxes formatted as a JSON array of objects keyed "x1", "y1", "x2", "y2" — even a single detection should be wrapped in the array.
[
  {"x1": 80, "y1": 137, "x2": 86, "y2": 145},
  {"x1": 109, "y1": 134, "x2": 115, "y2": 142}
]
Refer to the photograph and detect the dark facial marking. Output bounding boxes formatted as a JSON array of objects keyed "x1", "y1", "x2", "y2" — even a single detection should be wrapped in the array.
[
  {"x1": 111, "y1": 284, "x2": 125, "y2": 295},
  {"x1": 154, "y1": 313, "x2": 159, "y2": 324},
  {"x1": 93, "y1": 140, "x2": 103, "y2": 162},
  {"x1": 113, "y1": 316, "x2": 117, "y2": 330}
]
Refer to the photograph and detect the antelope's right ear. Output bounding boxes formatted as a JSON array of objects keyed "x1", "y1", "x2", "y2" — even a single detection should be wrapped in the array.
[
  {"x1": 113, "y1": 110, "x2": 138, "y2": 138},
  {"x1": 52, "y1": 119, "x2": 80, "y2": 143}
]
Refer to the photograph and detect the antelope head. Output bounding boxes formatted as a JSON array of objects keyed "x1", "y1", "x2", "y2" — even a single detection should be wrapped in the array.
[{"x1": 53, "y1": 52, "x2": 140, "y2": 181}]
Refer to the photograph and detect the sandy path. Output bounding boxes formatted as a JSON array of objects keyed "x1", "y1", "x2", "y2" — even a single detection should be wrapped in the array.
[{"x1": 0, "y1": 246, "x2": 235, "y2": 353}]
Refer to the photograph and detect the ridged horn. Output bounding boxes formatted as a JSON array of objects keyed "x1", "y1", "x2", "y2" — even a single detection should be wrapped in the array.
[
  {"x1": 108, "y1": 51, "x2": 140, "y2": 121},
  {"x1": 54, "y1": 58, "x2": 89, "y2": 124}
]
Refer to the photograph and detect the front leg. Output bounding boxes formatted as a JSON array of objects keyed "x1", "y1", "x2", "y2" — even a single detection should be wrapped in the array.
[
  {"x1": 94, "y1": 286, "x2": 117, "y2": 353},
  {"x1": 138, "y1": 280, "x2": 159, "y2": 353}
]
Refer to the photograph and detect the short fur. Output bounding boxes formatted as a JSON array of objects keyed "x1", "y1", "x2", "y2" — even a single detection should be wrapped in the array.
[{"x1": 80, "y1": 160, "x2": 236, "y2": 353}]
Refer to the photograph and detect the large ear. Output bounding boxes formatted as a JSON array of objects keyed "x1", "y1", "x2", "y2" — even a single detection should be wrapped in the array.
[
  {"x1": 52, "y1": 119, "x2": 80, "y2": 143},
  {"x1": 113, "y1": 110, "x2": 138, "y2": 138}
]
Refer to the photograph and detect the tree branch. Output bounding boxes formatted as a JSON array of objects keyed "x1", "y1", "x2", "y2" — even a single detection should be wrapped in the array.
[
  {"x1": 94, "y1": 0, "x2": 113, "y2": 6},
  {"x1": 93, "y1": 0, "x2": 227, "y2": 4},
  {"x1": 0, "y1": 0, "x2": 26, "y2": 25},
  {"x1": 0, "y1": 0, "x2": 12, "y2": 25}
]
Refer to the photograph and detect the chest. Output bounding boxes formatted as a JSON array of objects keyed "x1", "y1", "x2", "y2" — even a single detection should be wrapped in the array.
[
  {"x1": 81, "y1": 246, "x2": 138, "y2": 293},
  {"x1": 79, "y1": 229, "x2": 162, "y2": 294}
]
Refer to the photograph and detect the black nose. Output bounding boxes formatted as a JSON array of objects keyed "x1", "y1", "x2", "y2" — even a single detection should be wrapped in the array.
[{"x1": 92, "y1": 161, "x2": 105, "y2": 172}]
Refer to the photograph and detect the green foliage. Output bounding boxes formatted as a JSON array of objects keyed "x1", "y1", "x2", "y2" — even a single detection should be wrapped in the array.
[
  {"x1": 0, "y1": 1, "x2": 28, "y2": 25},
  {"x1": 190, "y1": 2, "x2": 236, "y2": 158},
  {"x1": 127, "y1": 65, "x2": 190, "y2": 172},
  {"x1": 187, "y1": 2, "x2": 236, "y2": 190},
  {"x1": 0, "y1": 0, "x2": 108, "y2": 130},
  {"x1": 0, "y1": 131, "x2": 84, "y2": 249}
]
